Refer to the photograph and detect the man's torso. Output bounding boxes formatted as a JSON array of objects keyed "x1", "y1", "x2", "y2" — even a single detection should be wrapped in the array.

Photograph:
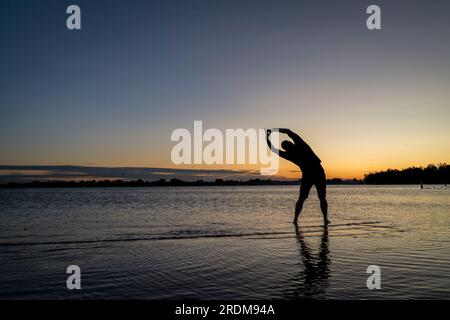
[{"x1": 285, "y1": 141, "x2": 322, "y2": 172}]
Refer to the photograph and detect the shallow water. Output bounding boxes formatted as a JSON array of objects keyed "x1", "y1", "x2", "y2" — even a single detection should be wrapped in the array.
[{"x1": 0, "y1": 185, "x2": 449, "y2": 299}]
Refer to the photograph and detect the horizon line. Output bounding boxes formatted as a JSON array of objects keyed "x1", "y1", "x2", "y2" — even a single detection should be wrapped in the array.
[{"x1": 0, "y1": 163, "x2": 447, "y2": 183}]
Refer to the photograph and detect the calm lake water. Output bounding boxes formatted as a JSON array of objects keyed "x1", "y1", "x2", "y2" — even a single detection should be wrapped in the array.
[{"x1": 0, "y1": 185, "x2": 449, "y2": 299}]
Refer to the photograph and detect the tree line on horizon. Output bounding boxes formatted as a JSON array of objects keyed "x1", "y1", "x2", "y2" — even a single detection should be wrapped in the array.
[{"x1": 364, "y1": 163, "x2": 449, "y2": 185}]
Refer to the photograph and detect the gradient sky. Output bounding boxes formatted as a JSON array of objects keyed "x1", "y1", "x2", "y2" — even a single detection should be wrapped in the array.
[{"x1": 1, "y1": 0, "x2": 449, "y2": 180}]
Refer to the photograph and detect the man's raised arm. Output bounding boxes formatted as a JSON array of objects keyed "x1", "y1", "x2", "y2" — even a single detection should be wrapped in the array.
[
  {"x1": 279, "y1": 128, "x2": 304, "y2": 145},
  {"x1": 266, "y1": 129, "x2": 287, "y2": 158}
]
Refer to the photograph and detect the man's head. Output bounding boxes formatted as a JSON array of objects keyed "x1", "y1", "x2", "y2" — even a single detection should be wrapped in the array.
[{"x1": 281, "y1": 140, "x2": 294, "y2": 152}]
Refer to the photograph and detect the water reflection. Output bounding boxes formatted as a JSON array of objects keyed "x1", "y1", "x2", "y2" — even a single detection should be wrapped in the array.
[{"x1": 287, "y1": 226, "x2": 331, "y2": 298}]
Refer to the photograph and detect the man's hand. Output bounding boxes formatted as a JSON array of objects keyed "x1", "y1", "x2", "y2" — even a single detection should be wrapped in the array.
[{"x1": 266, "y1": 129, "x2": 272, "y2": 147}]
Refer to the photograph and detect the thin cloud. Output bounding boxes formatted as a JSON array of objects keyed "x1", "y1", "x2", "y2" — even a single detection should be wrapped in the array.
[{"x1": 0, "y1": 165, "x2": 285, "y2": 182}]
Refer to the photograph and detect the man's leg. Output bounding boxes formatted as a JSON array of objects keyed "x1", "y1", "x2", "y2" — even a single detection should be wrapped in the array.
[
  {"x1": 294, "y1": 179, "x2": 312, "y2": 224},
  {"x1": 316, "y1": 170, "x2": 329, "y2": 225},
  {"x1": 319, "y1": 197, "x2": 329, "y2": 224},
  {"x1": 294, "y1": 198, "x2": 305, "y2": 224}
]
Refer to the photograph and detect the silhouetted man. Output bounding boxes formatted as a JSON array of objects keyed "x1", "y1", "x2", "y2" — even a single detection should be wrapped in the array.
[{"x1": 266, "y1": 128, "x2": 329, "y2": 225}]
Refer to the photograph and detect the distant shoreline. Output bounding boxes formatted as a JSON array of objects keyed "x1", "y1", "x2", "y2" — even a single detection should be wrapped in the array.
[
  {"x1": 0, "y1": 178, "x2": 361, "y2": 188},
  {"x1": 0, "y1": 179, "x2": 444, "y2": 189},
  {"x1": 0, "y1": 163, "x2": 447, "y2": 188}
]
